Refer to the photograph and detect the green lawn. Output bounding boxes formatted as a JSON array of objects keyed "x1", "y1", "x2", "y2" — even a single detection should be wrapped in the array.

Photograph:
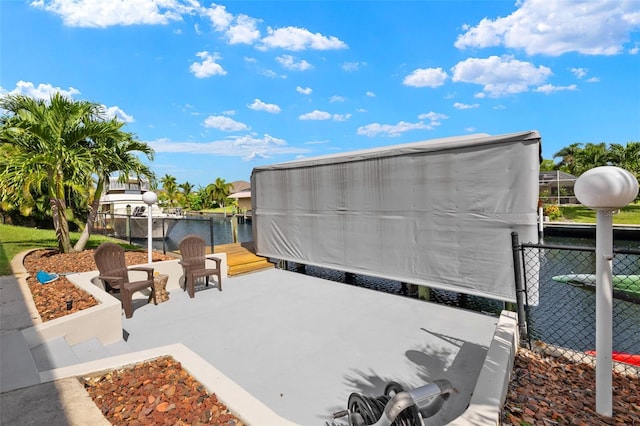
[
  {"x1": 194, "y1": 206, "x2": 237, "y2": 214},
  {"x1": 0, "y1": 224, "x2": 136, "y2": 275},
  {"x1": 559, "y1": 202, "x2": 640, "y2": 224}
]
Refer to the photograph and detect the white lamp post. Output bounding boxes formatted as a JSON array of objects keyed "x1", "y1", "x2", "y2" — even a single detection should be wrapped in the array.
[
  {"x1": 142, "y1": 191, "x2": 158, "y2": 264},
  {"x1": 574, "y1": 166, "x2": 638, "y2": 416}
]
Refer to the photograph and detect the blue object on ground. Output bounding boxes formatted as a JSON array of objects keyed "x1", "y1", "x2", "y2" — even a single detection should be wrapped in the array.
[{"x1": 36, "y1": 270, "x2": 59, "y2": 284}]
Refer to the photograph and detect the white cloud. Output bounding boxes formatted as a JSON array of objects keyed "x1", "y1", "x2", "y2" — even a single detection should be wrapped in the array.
[
  {"x1": 244, "y1": 57, "x2": 257, "y2": 63},
  {"x1": 342, "y1": 61, "x2": 366, "y2": 71},
  {"x1": 147, "y1": 134, "x2": 308, "y2": 161},
  {"x1": 357, "y1": 121, "x2": 432, "y2": 137},
  {"x1": 203, "y1": 115, "x2": 249, "y2": 131},
  {"x1": 451, "y1": 56, "x2": 552, "y2": 97},
  {"x1": 570, "y1": 68, "x2": 600, "y2": 83},
  {"x1": 4, "y1": 80, "x2": 80, "y2": 100},
  {"x1": 299, "y1": 110, "x2": 351, "y2": 121},
  {"x1": 190, "y1": 51, "x2": 226, "y2": 78},
  {"x1": 417, "y1": 111, "x2": 448, "y2": 123},
  {"x1": 202, "y1": 3, "x2": 233, "y2": 31},
  {"x1": 570, "y1": 67, "x2": 588, "y2": 79},
  {"x1": 260, "y1": 69, "x2": 286, "y2": 79},
  {"x1": 534, "y1": 84, "x2": 578, "y2": 94},
  {"x1": 31, "y1": 0, "x2": 351, "y2": 59},
  {"x1": 332, "y1": 113, "x2": 351, "y2": 122},
  {"x1": 299, "y1": 110, "x2": 331, "y2": 120},
  {"x1": 296, "y1": 86, "x2": 312, "y2": 95},
  {"x1": 453, "y1": 102, "x2": 479, "y2": 110},
  {"x1": 329, "y1": 95, "x2": 345, "y2": 103},
  {"x1": 248, "y1": 98, "x2": 281, "y2": 113},
  {"x1": 30, "y1": 0, "x2": 192, "y2": 28},
  {"x1": 1, "y1": 80, "x2": 135, "y2": 122},
  {"x1": 103, "y1": 105, "x2": 134, "y2": 122},
  {"x1": 261, "y1": 26, "x2": 348, "y2": 51},
  {"x1": 276, "y1": 55, "x2": 312, "y2": 71},
  {"x1": 454, "y1": 0, "x2": 640, "y2": 56},
  {"x1": 403, "y1": 68, "x2": 448, "y2": 88},
  {"x1": 366, "y1": 91, "x2": 376, "y2": 97},
  {"x1": 358, "y1": 112, "x2": 447, "y2": 137},
  {"x1": 226, "y1": 14, "x2": 261, "y2": 44}
]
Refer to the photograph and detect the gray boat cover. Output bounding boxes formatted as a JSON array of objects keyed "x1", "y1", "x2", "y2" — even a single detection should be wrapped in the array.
[{"x1": 251, "y1": 130, "x2": 541, "y2": 302}]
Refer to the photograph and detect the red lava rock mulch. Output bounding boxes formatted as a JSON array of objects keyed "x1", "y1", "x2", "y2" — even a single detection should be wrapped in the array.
[
  {"x1": 81, "y1": 356, "x2": 243, "y2": 426},
  {"x1": 503, "y1": 348, "x2": 640, "y2": 425},
  {"x1": 23, "y1": 248, "x2": 175, "y2": 321}
]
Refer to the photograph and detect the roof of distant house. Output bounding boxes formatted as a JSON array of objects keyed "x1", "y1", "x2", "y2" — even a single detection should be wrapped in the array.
[
  {"x1": 230, "y1": 180, "x2": 250, "y2": 193},
  {"x1": 228, "y1": 190, "x2": 251, "y2": 199},
  {"x1": 539, "y1": 171, "x2": 576, "y2": 181}
]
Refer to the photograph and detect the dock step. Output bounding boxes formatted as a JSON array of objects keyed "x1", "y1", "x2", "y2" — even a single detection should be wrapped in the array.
[
  {"x1": 214, "y1": 242, "x2": 275, "y2": 276},
  {"x1": 228, "y1": 259, "x2": 274, "y2": 276}
]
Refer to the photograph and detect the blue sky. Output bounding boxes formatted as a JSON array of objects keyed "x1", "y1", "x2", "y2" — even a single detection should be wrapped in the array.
[{"x1": 2, "y1": 0, "x2": 639, "y2": 188}]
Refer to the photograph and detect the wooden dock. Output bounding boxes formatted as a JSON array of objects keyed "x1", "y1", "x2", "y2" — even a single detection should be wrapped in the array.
[{"x1": 213, "y1": 242, "x2": 274, "y2": 276}]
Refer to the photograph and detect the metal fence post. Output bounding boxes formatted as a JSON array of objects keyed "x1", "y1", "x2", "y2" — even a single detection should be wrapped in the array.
[
  {"x1": 162, "y1": 218, "x2": 166, "y2": 254},
  {"x1": 209, "y1": 217, "x2": 215, "y2": 254},
  {"x1": 511, "y1": 231, "x2": 529, "y2": 344}
]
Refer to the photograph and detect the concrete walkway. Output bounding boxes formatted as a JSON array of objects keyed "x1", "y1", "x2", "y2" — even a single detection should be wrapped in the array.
[
  {"x1": 1, "y1": 274, "x2": 110, "y2": 425},
  {"x1": 1, "y1": 260, "x2": 514, "y2": 425}
]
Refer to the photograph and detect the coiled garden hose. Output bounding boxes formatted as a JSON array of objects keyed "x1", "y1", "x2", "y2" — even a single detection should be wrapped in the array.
[
  {"x1": 334, "y1": 380, "x2": 452, "y2": 426},
  {"x1": 347, "y1": 382, "x2": 421, "y2": 426}
]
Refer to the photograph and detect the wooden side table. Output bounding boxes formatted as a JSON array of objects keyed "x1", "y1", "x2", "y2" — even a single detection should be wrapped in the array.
[{"x1": 151, "y1": 273, "x2": 170, "y2": 303}]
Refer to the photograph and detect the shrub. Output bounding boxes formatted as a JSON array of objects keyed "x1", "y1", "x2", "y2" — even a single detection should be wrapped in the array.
[{"x1": 544, "y1": 204, "x2": 562, "y2": 220}]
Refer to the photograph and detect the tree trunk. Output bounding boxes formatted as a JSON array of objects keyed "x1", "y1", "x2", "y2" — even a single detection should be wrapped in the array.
[
  {"x1": 74, "y1": 179, "x2": 104, "y2": 252},
  {"x1": 51, "y1": 198, "x2": 73, "y2": 253}
]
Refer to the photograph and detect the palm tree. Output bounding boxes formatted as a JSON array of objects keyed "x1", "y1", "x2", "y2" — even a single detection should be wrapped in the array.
[
  {"x1": 160, "y1": 174, "x2": 178, "y2": 207},
  {"x1": 0, "y1": 143, "x2": 52, "y2": 223},
  {"x1": 572, "y1": 143, "x2": 609, "y2": 176},
  {"x1": 609, "y1": 142, "x2": 640, "y2": 178},
  {"x1": 207, "y1": 177, "x2": 232, "y2": 208},
  {"x1": 179, "y1": 181, "x2": 194, "y2": 209},
  {"x1": 73, "y1": 132, "x2": 154, "y2": 251},
  {"x1": 553, "y1": 143, "x2": 583, "y2": 175},
  {"x1": 539, "y1": 159, "x2": 556, "y2": 172},
  {"x1": 0, "y1": 93, "x2": 133, "y2": 253}
]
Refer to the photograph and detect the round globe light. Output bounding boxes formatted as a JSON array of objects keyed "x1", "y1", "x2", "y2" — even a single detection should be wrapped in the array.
[
  {"x1": 142, "y1": 191, "x2": 158, "y2": 206},
  {"x1": 574, "y1": 166, "x2": 638, "y2": 210}
]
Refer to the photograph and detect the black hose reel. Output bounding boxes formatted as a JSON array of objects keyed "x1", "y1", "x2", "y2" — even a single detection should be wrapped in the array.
[{"x1": 334, "y1": 379, "x2": 453, "y2": 426}]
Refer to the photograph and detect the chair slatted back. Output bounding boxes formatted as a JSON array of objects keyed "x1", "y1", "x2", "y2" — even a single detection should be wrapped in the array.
[
  {"x1": 94, "y1": 242, "x2": 129, "y2": 289},
  {"x1": 179, "y1": 235, "x2": 207, "y2": 269}
]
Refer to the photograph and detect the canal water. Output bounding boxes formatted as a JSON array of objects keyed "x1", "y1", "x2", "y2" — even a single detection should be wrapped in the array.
[
  {"x1": 525, "y1": 236, "x2": 640, "y2": 357},
  {"x1": 142, "y1": 215, "x2": 254, "y2": 252}
]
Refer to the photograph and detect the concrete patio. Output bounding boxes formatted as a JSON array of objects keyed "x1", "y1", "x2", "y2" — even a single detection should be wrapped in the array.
[{"x1": 1, "y1": 255, "x2": 517, "y2": 425}]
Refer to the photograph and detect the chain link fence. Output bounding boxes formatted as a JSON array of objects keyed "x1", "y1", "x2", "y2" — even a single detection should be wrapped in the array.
[{"x1": 515, "y1": 236, "x2": 640, "y2": 374}]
